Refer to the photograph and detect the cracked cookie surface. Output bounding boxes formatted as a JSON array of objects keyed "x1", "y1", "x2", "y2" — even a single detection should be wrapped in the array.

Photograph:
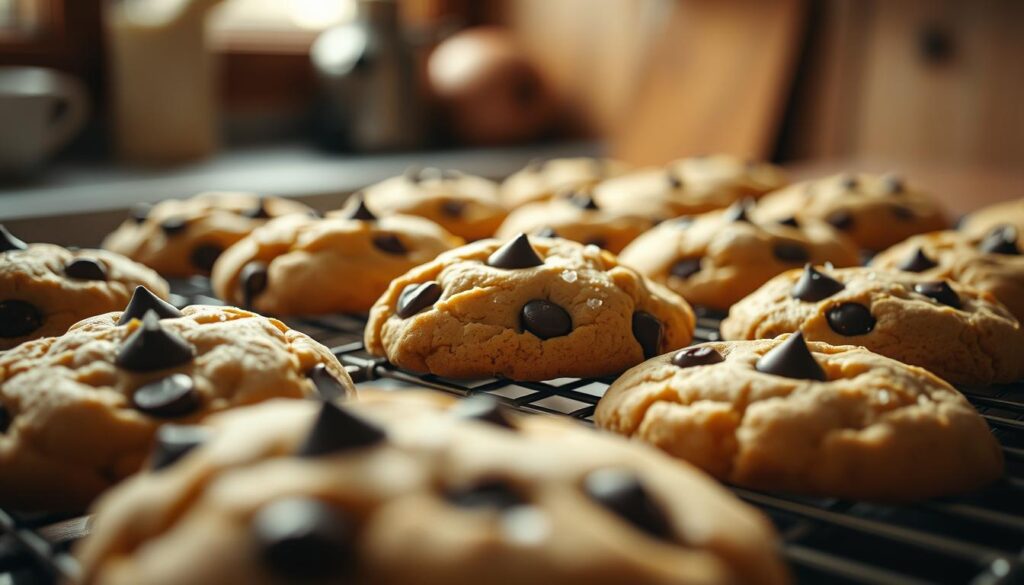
[
  {"x1": 960, "y1": 198, "x2": 1024, "y2": 239},
  {"x1": 77, "y1": 391, "x2": 788, "y2": 585},
  {"x1": 365, "y1": 235, "x2": 695, "y2": 380},
  {"x1": 595, "y1": 335, "x2": 1003, "y2": 500}
]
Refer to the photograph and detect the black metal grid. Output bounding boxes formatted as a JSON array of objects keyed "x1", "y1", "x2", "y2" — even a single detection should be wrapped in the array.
[{"x1": 2, "y1": 277, "x2": 1023, "y2": 584}]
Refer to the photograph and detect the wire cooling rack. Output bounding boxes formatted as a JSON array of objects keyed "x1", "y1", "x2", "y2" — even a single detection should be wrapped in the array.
[{"x1": 2, "y1": 276, "x2": 1023, "y2": 585}]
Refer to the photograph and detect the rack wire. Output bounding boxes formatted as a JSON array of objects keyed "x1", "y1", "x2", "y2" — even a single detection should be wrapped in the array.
[{"x1": 2, "y1": 276, "x2": 1023, "y2": 584}]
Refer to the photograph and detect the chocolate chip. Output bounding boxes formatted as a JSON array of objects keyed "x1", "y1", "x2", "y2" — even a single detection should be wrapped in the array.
[
  {"x1": 773, "y1": 242, "x2": 809, "y2": 263},
  {"x1": 440, "y1": 200, "x2": 465, "y2": 218},
  {"x1": 914, "y1": 281, "x2": 961, "y2": 309},
  {"x1": 671, "y1": 346, "x2": 725, "y2": 368},
  {"x1": 898, "y1": 247, "x2": 937, "y2": 272},
  {"x1": 151, "y1": 424, "x2": 211, "y2": 470},
  {"x1": 132, "y1": 374, "x2": 200, "y2": 418},
  {"x1": 535, "y1": 227, "x2": 559, "y2": 238},
  {"x1": 883, "y1": 175, "x2": 905, "y2": 194},
  {"x1": 306, "y1": 363, "x2": 348, "y2": 402},
  {"x1": 778, "y1": 216, "x2": 800, "y2": 228},
  {"x1": 341, "y1": 193, "x2": 376, "y2": 221},
  {"x1": 452, "y1": 395, "x2": 515, "y2": 429},
  {"x1": 722, "y1": 199, "x2": 753, "y2": 223},
  {"x1": 755, "y1": 331, "x2": 826, "y2": 381},
  {"x1": 839, "y1": 175, "x2": 859, "y2": 191},
  {"x1": 396, "y1": 281, "x2": 443, "y2": 318},
  {"x1": 632, "y1": 311, "x2": 662, "y2": 359},
  {"x1": 891, "y1": 205, "x2": 914, "y2": 221},
  {"x1": 979, "y1": 225, "x2": 1019, "y2": 255},
  {"x1": 568, "y1": 192, "x2": 599, "y2": 210},
  {"x1": 239, "y1": 261, "x2": 268, "y2": 308},
  {"x1": 372, "y1": 234, "x2": 407, "y2": 255},
  {"x1": 160, "y1": 217, "x2": 188, "y2": 235},
  {"x1": 583, "y1": 236, "x2": 607, "y2": 249},
  {"x1": 791, "y1": 264, "x2": 845, "y2": 302},
  {"x1": 0, "y1": 300, "x2": 42, "y2": 338},
  {"x1": 826, "y1": 303, "x2": 876, "y2": 336},
  {"x1": 826, "y1": 210, "x2": 854, "y2": 230},
  {"x1": 670, "y1": 258, "x2": 701, "y2": 279},
  {"x1": 65, "y1": 258, "x2": 107, "y2": 281},
  {"x1": 446, "y1": 480, "x2": 525, "y2": 509},
  {"x1": 130, "y1": 203, "x2": 152, "y2": 223},
  {"x1": 666, "y1": 172, "x2": 683, "y2": 190},
  {"x1": 0, "y1": 225, "x2": 27, "y2": 252},
  {"x1": 297, "y1": 401, "x2": 385, "y2": 457},
  {"x1": 240, "y1": 197, "x2": 271, "y2": 219},
  {"x1": 116, "y1": 311, "x2": 194, "y2": 372},
  {"x1": 521, "y1": 300, "x2": 572, "y2": 340},
  {"x1": 118, "y1": 286, "x2": 183, "y2": 325},
  {"x1": 488, "y1": 233, "x2": 544, "y2": 269},
  {"x1": 583, "y1": 469, "x2": 672, "y2": 541},
  {"x1": 253, "y1": 498, "x2": 356, "y2": 580},
  {"x1": 189, "y1": 243, "x2": 223, "y2": 273},
  {"x1": 0, "y1": 405, "x2": 10, "y2": 433}
]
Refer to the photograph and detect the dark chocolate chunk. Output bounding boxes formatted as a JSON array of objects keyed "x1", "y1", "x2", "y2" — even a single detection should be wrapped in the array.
[
  {"x1": 151, "y1": 424, "x2": 211, "y2": 470},
  {"x1": 632, "y1": 311, "x2": 662, "y2": 359},
  {"x1": 839, "y1": 175, "x2": 859, "y2": 191},
  {"x1": 160, "y1": 217, "x2": 188, "y2": 235},
  {"x1": 883, "y1": 174, "x2": 905, "y2": 194},
  {"x1": 790, "y1": 264, "x2": 845, "y2": 302},
  {"x1": 520, "y1": 300, "x2": 572, "y2": 340},
  {"x1": 826, "y1": 303, "x2": 876, "y2": 336},
  {"x1": 488, "y1": 233, "x2": 543, "y2": 269},
  {"x1": 0, "y1": 405, "x2": 10, "y2": 433},
  {"x1": 116, "y1": 311, "x2": 194, "y2": 372},
  {"x1": 118, "y1": 286, "x2": 183, "y2": 325},
  {"x1": 979, "y1": 225, "x2": 1020, "y2": 255},
  {"x1": 755, "y1": 331, "x2": 827, "y2": 381},
  {"x1": 773, "y1": 242, "x2": 810, "y2": 263},
  {"x1": 342, "y1": 193, "x2": 376, "y2": 221},
  {"x1": 670, "y1": 258, "x2": 701, "y2": 280},
  {"x1": 0, "y1": 225, "x2": 28, "y2": 252},
  {"x1": 189, "y1": 243, "x2": 223, "y2": 273},
  {"x1": 372, "y1": 234, "x2": 407, "y2": 255},
  {"x1": 583, "y1": 236, "x2": 607, "y2": 249},
  {"x1": 65, "y1": 258, "x2": 107, "y2": 281},
  {"x1": 396, "y1": 281, "x2": 443, "y2": 319},
  {"x1": 130, "y1": 203, "x2": 152, "y2": 223},
  {"x1": 253, "y1": 498, "x2": 356, "y2": 580},
  {"x1": 826, "y1": 210, "x2": 854, "y2": 231},
  {"x1": 666, "y1": 172, "x2": 683, "y2": 190},
  {"x1": 306, "y1": 363, "x2": 348, "y2": 402},
  {"x1": 452, "y1": 395, "x2": 515, "y2": 429},
  {"x1": 898, "y1": 247, "x2": 937, "y2": 272},
  {"x1": 0, "y1": 300, "x2": 42, "y2": 338},
  {"x1": 778, "y1": 216, "x2": 800, "y2": 228},
  {"x1": 891, "y1": 205, "x2": 914, "y2": 221},
  {"x1": 583, "y1": 469, "x2": 672, "y2": 540},
  {"x1": 241, "y1": 197, "x2": 271, "y2": 219},
  {"x1": 440, "y1": 200, "x2": 465, "y2": 218},
  {"x1": 568, "y1": 192, "x2": 599, "y2": 210},
  {"x1": 671, "y1": 346, "x2": 725, "y2": 368},
  {"x1": 132, "y1": 374, "x2": 200, "y2": 418},
  {"x1": 239, "y1": 261, "x2": 268, "y2": 308},
  {"x1": 722, "y1": 199, "x2": 753, "y2": 223},
  {"x1": 446, "y1": 480, "x2": 525, "y2": 509},
  {"x1": 535, "y1": 227, "x2": 559, "y2": 238},
  {"x1": 914, "y1": 281, "x2": 961, "y2": 309},
  {"x1": 297, "y1": 401, "x2": 385, "y2": 457}
]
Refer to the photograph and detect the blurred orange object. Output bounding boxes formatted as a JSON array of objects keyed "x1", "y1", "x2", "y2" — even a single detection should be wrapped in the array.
[{"x1": 427, "y1": 26, "x2": 557, "y2": 146}]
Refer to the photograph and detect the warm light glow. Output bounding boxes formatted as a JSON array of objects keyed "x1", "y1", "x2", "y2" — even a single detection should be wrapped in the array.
[{"x1": 289, "y1": 0, "x2": 354, "y2": 30}]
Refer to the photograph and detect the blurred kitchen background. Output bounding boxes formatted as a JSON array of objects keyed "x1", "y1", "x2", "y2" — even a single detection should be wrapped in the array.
[{"x1": 0, "y1": 0, "x2": 1021, "y2": 243}]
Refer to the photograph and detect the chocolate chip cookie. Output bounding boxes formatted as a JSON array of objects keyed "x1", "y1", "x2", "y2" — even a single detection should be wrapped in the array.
[
  {"x1": 0, "y1": 287, "x2": 354, "y2": 511},
  {"x1": 722, "y1": 265, "x2": 1024, "y2": 386},
  {"x1": 501, "y1": 157, "x2": 631, "y2": 209},
  {"x1": 960, "y1": 198, "x2": 1024, "y2": 239},
  {"x1": 77, "y1": 392, "x2": 788, "y2": 585},
  {"x1": 365, "y1": 234, "x2": 695, "y2": 380},
  {"x1": 495, "y1": 188, "x2": 653, "y2": 253},
  {"x1": 102, "y1": 192, "x2": 315, "y2": 277},
  {"x1": 593, "y1": 155, "x2": 788, "y2": 220},
  {"x1": 871, "y1": 228, "x2": 1024, "y2": 321},
  {"x1": 361, "y1": 168, "x2": 508, "y2": 241},
  {"x1": 755, "y1": 173, "x2": 948, "y2": 252},
  {"x1": 596, "y1": 334, "x2": 1003, "y2": 500},
  {"x1": 211, "y1": 198, "x2": 462, "y2": 315},
  {"x1": 617, "y1": 201, "x2": 860, "y2": 311},
  {"x1": 0, "y1": 226, "x2": 170, "y2": 350}
]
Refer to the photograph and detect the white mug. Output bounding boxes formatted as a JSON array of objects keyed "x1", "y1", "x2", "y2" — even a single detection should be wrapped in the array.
[{"x1": 0, "y1": 66, "x2": 89, "y2": 174}]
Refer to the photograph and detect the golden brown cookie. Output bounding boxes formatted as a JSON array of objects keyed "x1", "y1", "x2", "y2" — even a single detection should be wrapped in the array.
[
  {"x1": 77, "y1": 392, "x2": 788, "y2": 585},
  {"x1": 755, "y1": 173, "x2": 948, "y2": 252},
  {"x1": 501, "y1": 157, "x2": 631, "y2": 209},
  {"x1": 211, "y1": 199, "x2": 461, "y2": 315},
  {"x1": 365, "y1": 235, "x2": 695, "y2": 380},
  {"x1": 721, "y1": 266, "x2": 1024, "y2": 386},
  {"x1": 871, "y1": 229, "x2": 1024, "y2": 321},
  {"x1": 617, "y1": 202, "x2": 860, "y2": 311},
  {"x1": 960, "y1": 198, "x2": 1024, "y2": 239},
  {"x1": 0, "y1": 289, "x2": 353, "y2": 511},
  {"x1": 595, "y1": 334, "x2": 1003, "y2": 501},
  {"x1": 361, "y1": 168, "x2": 507, "y2": 241},
  {"x1": 0, "y1": 226, "x2": 170, "y2": 350},
  {"x1": 102, "y1": 192, "x2": 315, "y2": 277}
]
